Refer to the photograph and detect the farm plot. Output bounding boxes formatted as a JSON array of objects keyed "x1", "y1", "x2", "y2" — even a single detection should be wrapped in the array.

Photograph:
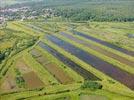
[
  {"x1": 72, "y1": 31, "x2": 134, "y2": 56},
  {"x1": 16, "y1": 58, "x2": 32, "y2": 74},
  {"x1": 9, "y1": 22, "x2": 41, "y2": 35},
  {"x1": 30, "y1": 49, "x2": 74, "y2": 84},
  {"x1": 23, "y1": 72, "x2": 44, "y2": 89},
  {"x1": 80, "y1": 95, "x2": 108, "y2": 100},
  {"x1": 60, "y1": 32, "x2": 134, "y2": 67},
  {"x1": 30, "y1": 49, "x2": 50, "y2": 64},
  {"x1": 44, "y1": 63, "x2": 73, "y2": 84},
  {"x1": 27, "y1": 22, "x2": 51, "y2": 33},
  {"x1": 77, "y1": 23, "x2": 134, "y2": 51},
  {"x1": 30, "y1": 49, "x2": 42, "y2": 58},
  {"x1": 15, "y1": 58, "x2": 44, "y2": 89},
  {"x1": 21, "y1": 23, "x2": 46, "y2": 33},
  {"x1": 55, "y1": 97, "x2": 70, "y2": 100},
  {"x1": 38, "y1": 41, "x2": 99, "y2": 81},
  {"x1": 46, "y1": 35, "x2": 134, "y2": 90},
  {"x1": 30, "y1": 22, "x2": 60, "y2": 33},
  {"x1": 36, "y1": 56, "x2": 50, "y2": 65},
  {"x1": 0, "y1": 70, "x2": 18, "y2": 92}
]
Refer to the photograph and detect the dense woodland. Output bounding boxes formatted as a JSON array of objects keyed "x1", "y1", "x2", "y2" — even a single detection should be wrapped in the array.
[
  {"x1": 53, "y1": 0, "x2": 134, "y2": 22},
  {"x1": 5, "y1": 0, "x2": 134, "y2": 22}
]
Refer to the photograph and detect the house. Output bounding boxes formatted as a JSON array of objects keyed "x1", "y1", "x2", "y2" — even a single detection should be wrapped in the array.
[{"x1": 0, "y1": 17, "x2": 5, "y2": 24}]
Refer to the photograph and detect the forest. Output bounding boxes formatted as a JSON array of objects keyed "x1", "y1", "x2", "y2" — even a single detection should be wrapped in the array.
[{"x1": 6, "y1": 0, "x2": 134, "y2": 22}]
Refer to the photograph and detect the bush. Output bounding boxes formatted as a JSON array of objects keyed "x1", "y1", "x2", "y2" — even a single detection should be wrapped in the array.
[
  {"x1": 0, "y1": 52, "x2": 5, "y2": 62},
  {"x1": 81, "y1": 81, "x2": 102, "y2": 90}
]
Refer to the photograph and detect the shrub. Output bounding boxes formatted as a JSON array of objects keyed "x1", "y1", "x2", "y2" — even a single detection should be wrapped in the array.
[{"x1": 81, "y1": 81, "x2": 102, "y2": 90}]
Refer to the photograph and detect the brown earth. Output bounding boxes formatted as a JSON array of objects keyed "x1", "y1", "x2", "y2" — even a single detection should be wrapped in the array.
[
  {"x1": 0, "y1": 73, "x2": 18, "y2": 92},
  {"x1": 30, "y1": 49, "x2": 50, "y2": 64},
  {"x1": 36, "y1": 56, "x2": 50, "y2": 64},
  {"x1": 44, "y1": 63, "x2": 73, "y2": 84},
  {"x1": 16, "y1": 58, "x2": 32, "y2": 74},
  {"x1": 16, "y1": 57, "x2": 45, "y2": 89},
  {"x1": 23, "y1": 71, "x2": 44, "y2": 89}
]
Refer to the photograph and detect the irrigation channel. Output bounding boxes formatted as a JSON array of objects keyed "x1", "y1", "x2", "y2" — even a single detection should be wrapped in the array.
[
  {"x1": 38, "y1": 42, "x2": 100, "y2": 81},
  {"x1": 72, "y1": 31, "x2": 134, "y2": 57},
  {"x1": 60, "y1": 32, "x2": 134, "y2": 67},
  {"x1": 46, "y1": 35, "x2": 134, "y2": 90}
]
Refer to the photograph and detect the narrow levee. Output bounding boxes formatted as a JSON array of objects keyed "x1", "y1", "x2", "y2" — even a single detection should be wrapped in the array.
[
  {"x1": 60, "y1": 32, "x2": 134, "y2": 67},
  {"x1": 72, "y1": 31, "x2": 134, "y2": 57},
  {"x1": 38, "y1": 41, "x2": 100, "y2": 81},
  {"x1": 46, "y1": 35, "x2": 134, "y2": 90}
]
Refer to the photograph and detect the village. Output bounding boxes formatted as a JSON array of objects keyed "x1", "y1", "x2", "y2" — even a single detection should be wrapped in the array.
[{"x1": 0, "y1": 6, "x2": 55, "y2": 23}]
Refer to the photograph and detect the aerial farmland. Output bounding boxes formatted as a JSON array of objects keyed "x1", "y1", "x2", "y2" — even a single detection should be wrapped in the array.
[{"x1": 0, "y1": 0, "x2": 134, "y2": 100}]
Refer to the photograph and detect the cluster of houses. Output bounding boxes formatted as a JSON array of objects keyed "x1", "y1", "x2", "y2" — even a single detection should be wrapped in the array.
[
  {"x1": 0, "y1": 6, "x2": 56, "y2": 21},
  {"x1": 42, "y1": 8, "x2": 55, "y2": 18},
  {"x1": 0, "y1": 7, "x2": 30, "y2": 13},
  {"x1": 0, "y1": 17, "x2": 5, "y2": 24},
  {"x1": 0, "y1": 16, "x2": 7, "y2": 29}
]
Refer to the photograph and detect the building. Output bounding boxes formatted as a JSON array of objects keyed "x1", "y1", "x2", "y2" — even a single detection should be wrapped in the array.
[{"x1": 0, "y1": 17, "x2": 5, "y2": 24}]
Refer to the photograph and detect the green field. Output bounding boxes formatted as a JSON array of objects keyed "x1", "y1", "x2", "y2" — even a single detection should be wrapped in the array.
[
  {"x1": 0, "y1": 19, "x2": 134, "y2": 100},
  {"x1": 0, "y1": 1, "x2": 134, "y2": 99}
]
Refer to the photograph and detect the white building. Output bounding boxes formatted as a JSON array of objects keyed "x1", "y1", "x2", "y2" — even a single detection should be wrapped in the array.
[{"x1": 0, "y1": 17, "x2": 5, "y2": 24}]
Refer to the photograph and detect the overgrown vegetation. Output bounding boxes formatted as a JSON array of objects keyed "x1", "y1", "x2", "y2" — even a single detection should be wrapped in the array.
[
  {"x1": 81, "y1": 81, "x2": 102, "y2": 90},
  {"x1": 0, "y1": 28, "x2": 38, "y2": 63},
  {"x1": 0, "y1": 26, "x2": 38, "y2": 78},
  {"x1": 15, "y1": 68, "x2": 25, "y2": 88}
]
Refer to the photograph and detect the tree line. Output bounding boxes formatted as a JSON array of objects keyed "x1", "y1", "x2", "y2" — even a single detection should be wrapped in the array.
[{"x1": 54, "y1": 8, "x2": 134, "y2": 22}]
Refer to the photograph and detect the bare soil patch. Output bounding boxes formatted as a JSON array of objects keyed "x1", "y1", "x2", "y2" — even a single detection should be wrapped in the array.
[
  {"x1": 30, "y1": 49, "x2": 50, "y2": 64},
  {"x1": 16, "y1": 58, "x2": 32, "y2": 74},
  {"x1": 36, "y1": 56, "x2": 50, "y2": 64},
  {"x1": 16, "y1": 57, "x2": 45, "y2": 89},
  {"x1": 23, "y1": 71, "x2": 44, "y2": 89},
  {"x1": 0, "y1": 72, "x2": 18, "y2": 92},
  {"x1": 44, "y1": 63, "x2": 73, "y2": 84}
]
